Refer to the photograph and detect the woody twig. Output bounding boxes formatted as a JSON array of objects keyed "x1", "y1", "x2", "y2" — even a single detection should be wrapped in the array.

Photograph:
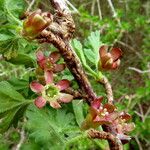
[
  {"x1": 88, "y1": 129, "x2": 123, "y2": 150},
  {"x1": 99, "y1": 76, "x2": 114, "y2": 104}
]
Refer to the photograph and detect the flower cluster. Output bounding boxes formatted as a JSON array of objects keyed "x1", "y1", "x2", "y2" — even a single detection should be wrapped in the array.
[
  {"x1": 99, "y1": 45, "x2": 122, "y2": 70},
  {"x1": 81, "y1": 98, "x2": 135, "y2": 141},
  {"x1": 30, "y1": 50, "x2": 72, "y2": 109}
]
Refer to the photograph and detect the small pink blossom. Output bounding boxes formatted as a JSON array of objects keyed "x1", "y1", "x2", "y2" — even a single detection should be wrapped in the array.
[
  {"x1": 81, "y1": 97, "x2": 117, "y2": 129},
  {"x1": 36, "y1": 50, "x2": 65, "y2": 72},
  {"x1": 90, "y1": 98, "x2": 117, "y2": 125},
  {"x1": 30, "y1": 70, "x2": 73, "y2": 109}
]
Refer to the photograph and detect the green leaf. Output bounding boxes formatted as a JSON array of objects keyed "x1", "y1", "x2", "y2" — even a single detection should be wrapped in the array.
[
  {"x1": 0, "y1": 107, "x2": 21, "y2": 133},
  {"x1": 0, "y1": 92, "x2": 24, "y2": 114},
  {"x1": 87, "y1": 31, "x2": 100, "y2": 53},
  {"x1": 0, "y1": 103, "x2": 28, "y2": 132},
  {"x1": 0, "y1": 38, "x2": 20, "y2": 59},
  {"x1": 0, "y1": 81, "x2": 25, "y2": 101},
  {"x1": 84, "y1": 48, "x2": 96, "y2": 65},
  {"x1": 8, "y1": 53, "x2": 36, "y2": 67},
  {"x1": 62, "y1": 69, "x2": 74, "y2": 81},
  {"x1": 4, "y1": 0, "x2": 26, "y2": 25},
  {"x1": 72, "y1": 39, "x2": 87, "y2": 65},
  {"x1": 55, "y1": 109, "x2": 74, "y2": 130},
  {"x1": 72, "y1": 39, "x2": 98, "y2": 78},
  {"x1": 86, "y1": 31, "x2": 102, "y2": 69},
  {"x1": 0, "y1": 26, "x2": 36, "y2": 61},
  {"x1": 72, "y1": 100, "x2": 84, "y2": 127},
  {"x1": 0, "y1": 27, "x2": 37, "y2": 60},
  {"x1": 20, "y1": 141, "x2": 41, "y2": 150},
  {"x1": 0, "y1": 81, "x2": 31, "y2": 133},
  {"x1": 0, "y1": 0, "x2": 6, "y2": 25},
  {"x1": 0, "y1": 33, "x2": 14, "y2": 41},
  {"x1": 26, "y1": 106, "x2": 64, "y2": 148},
  {"x1": 8, "y1": 78, "x2": 29, "y2": 90},
  {"x1": 25, "y1": 106, "x2": 78, "y2": 149}
]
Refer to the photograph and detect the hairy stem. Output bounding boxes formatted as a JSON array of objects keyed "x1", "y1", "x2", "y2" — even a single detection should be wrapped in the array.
[
  {"x1": 98, "y1": 76, "x2": 114, "y2": 104},
  {"x1": 40, "y1": 30, "x2": 97, "y2": 104},
  {"x1": 88, "y1": 129, "x2": 123, "y2": 150}
]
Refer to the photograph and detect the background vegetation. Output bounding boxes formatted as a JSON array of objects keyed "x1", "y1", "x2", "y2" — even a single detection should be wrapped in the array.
[{"x1": 0, "y1": 0, "x2": 149, "y2": 149}]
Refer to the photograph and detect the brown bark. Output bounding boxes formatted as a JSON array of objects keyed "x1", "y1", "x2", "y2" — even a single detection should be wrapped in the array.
[
  {"x1": 40, "y1": 30, "x2": 97, "y2": 104},
  {"x1": 88, "y1": 129, "x2": 123, "y2": 150}
]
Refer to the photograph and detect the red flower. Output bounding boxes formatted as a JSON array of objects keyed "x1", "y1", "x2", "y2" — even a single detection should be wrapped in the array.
[
  {"x1": 36, "y1": 50, "x2": 65, "y2": 72},
  {"x1": 99, "y1": 45, "x2": 122, "y2": 70},
  {"x1": 90, "y1": 98, "x2": 117, "y2": 125},
  {"x1": 30, "y1": 70, "x2": 73, "y2": 109},
  {"x1": 81, "y1": 98, "x2": 117, "y2": 129}
]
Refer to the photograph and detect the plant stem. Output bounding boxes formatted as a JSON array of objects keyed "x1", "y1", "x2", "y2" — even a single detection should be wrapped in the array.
[
  {"x1": 88, "y1": 129, "x2": 123, "y2": 150},
  {"x1": 15, "y1": 127, "x2": 25, "y2": 150},
  {"x1": 98, "y1": 75, "x2": 114, "y2": 104},
  {"x1": 40, "y1": 30, "x2": 97, "y2": 104},
  {"x1": 96, "y1": 0, "x2": 102, "y2": 20}
]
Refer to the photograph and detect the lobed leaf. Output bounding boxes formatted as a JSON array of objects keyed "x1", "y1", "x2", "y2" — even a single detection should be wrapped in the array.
[
  {"x1": 0, "y1": 81, "x2": 31, "y2": 133},
  {"x1": 25, "y1": 105, "x2": 78, "y2": 149}
]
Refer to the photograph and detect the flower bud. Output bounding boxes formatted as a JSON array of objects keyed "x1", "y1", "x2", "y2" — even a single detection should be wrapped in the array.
[
  {"x1": 22, "y1": 10, "x2": 52, "y2": 38},
  {"x1": 99, "y1": 45, "x2": 122, "y2": 70}
]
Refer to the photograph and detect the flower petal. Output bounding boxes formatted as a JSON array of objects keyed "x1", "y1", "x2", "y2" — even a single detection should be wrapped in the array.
[
  {"x1": 108, "y1": 112, "x2": 118, "y2": 120},
  {"x1": 103, "y1": 57, "x2": 113, "y2": 69},
  {"x1": 89, "y1": 106, "x2": 99, "y2": 118},
  {"x1": 99, "y1": 45, "x2": 108, "y2": 57},
  {"x1": 36, "y1": 50, "x2": 45, "y2": 61},
  {"x1": 110, "y1": 48, "x2": 122, "y2": 61},
  {"x1": 49, "y1": 51, "x2": 61, "y2": 63},
  {"x1": 59, "y1": 93, "x2": 73, "y2": 103},
  {"x1": 120, "y1": 112, "x2": 132, "y2": 121},
  {"x1": 93, "y1": 115, "x2": 102, "y2": 122},
  {"x1": 54, "y1": 64, "x2": 65, "y2": 72},
  {"x1": 44, "y1": 71, "x2": 53, "y2": 84},
  {"x1": 116, "y1": 124, "x2": 123, "y2": 133},
  {"x1": 50, "y1": 101, "x2": 61, "y2": 109},
  {"x1": 101, "y1": 53, "x2": 112, "y2": 63},
  {"x1": 34, "y1": 96, "x2": 46, "y2": 108},
  {"x1": 103, "y1": 103, "x2": 115, "y2": 113},
  {"x1": 123, "y1": 123, "x2": 135, "y2": 132},
  {"x1": 38, "y1": 59, "x2": 46, "y2": 69},
  {"x1": 112, "y1": 59, "x2": 120, "y2": 69},
  {"x1": 56, "y1": 79, "x2": 70, "y2": 91},
  {"x1": 117, "y1": 134, "x2": 131, "y2": 141},
  {"x1": 93, "y1": 115, "x2": 111, "y2": 125},
  {"x1": 91, "y1": 97, "x2": 103, "y2": 109},
  {"x1": 30, "y1": 81, "x2": 44, "y2": 93}
]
